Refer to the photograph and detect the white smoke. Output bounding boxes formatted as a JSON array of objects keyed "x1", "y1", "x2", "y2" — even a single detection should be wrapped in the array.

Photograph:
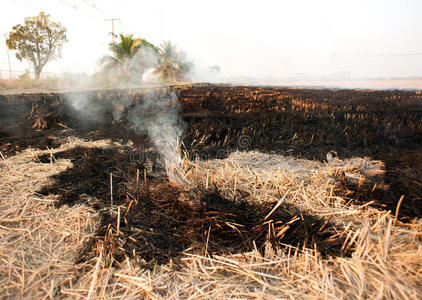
[
  {"x1": 62, "y1": 91, "x2": 107, "y2": 126},
  {"x1": 62, "y1": 87, "x2": 187, "y2": 181},
  {"x1": 58, "y1": 45, "x2": 187, "y2": 180},
  {"x1": 128, "y1": 89, "x2": 187, "y2": 180},
  {"x1": 188, "y1": 65, "x2": 222, "y2": 83},
  {"x1": 99, "y1": 46, "x2": 160, "y2": 88}
]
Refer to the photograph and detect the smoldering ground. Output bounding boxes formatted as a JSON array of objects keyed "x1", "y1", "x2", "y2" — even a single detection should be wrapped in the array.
[
  {"x1": 127, "y1": 89, "x2": 187, "y2": 178},
  {"x1": 60, "y1": 87, "x2": 187, "y2": 178}
]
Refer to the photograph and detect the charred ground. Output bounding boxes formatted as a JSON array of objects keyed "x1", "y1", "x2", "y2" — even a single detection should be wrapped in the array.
[{"x1": 1, "y1": 84, "x2": 422, "y2": 267}]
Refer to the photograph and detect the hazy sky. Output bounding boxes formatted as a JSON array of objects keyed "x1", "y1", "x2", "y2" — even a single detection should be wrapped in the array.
[{"x1": 1, "y1": 0, "x2": 422, "y2": 80}]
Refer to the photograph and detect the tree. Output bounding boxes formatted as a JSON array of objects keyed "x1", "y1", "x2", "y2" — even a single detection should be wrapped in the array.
[
  {"x1": 155, "y1": 41, "x2": 193, "y2": 82},
  {"x1": 6, "y1": 12, "x2": 67, "y2": 78},
  {"x1": 100, "y1": 34, "x2": 158, "y2": 83}
]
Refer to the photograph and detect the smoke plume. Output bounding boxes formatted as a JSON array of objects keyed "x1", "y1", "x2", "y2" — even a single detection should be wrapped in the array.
[
  {"x1": 60, "y1": 70, "x2": 186, "y2": 181},
  {"x1": 128, "y1": 89, "x2": 186, "y2": 180}
]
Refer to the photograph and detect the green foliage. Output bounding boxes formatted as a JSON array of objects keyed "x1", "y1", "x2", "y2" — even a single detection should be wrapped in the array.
[
  {"x1": 6, "y1": 12, "x2": 68, "y2": 79},
  {"x1": 155, "y1": 41, "x2": 193, "y2": 82},
  {"x1": 99, "y1": 34, "x2": 158, "y2": 85},
  {"x1": 99, "y1": 35, "x2": 193, "y2": 85}
]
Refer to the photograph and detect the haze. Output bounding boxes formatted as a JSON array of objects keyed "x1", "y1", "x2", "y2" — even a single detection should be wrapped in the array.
[{"x1": 1, "y1": 0, "x2": 422, "y2": 82}]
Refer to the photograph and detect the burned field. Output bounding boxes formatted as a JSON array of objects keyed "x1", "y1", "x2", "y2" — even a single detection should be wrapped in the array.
[
  {"x1": 180, "y1": 86, "x2": 422, "y2": 218},
  {"x1": 1, "y1": 84, "x2": 422, "y2": 298}
]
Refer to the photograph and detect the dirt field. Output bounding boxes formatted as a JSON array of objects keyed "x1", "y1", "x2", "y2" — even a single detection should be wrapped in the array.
[{"x1": 1, "y1": 84, "x2": 422, "y2": 298}]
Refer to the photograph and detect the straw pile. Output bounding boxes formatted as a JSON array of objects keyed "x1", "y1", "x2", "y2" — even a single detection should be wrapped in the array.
[{"x1": 1, "y1": 138, "x2": 421, "y2": 299}]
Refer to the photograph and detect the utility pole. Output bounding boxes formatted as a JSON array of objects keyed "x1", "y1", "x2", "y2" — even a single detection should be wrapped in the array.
[
  {"x1": 4, "y1": 33, "x2": 12, "y2": 78},
  {"x1": 6, "y1": 46, "x2": 12, "y2": 79},
  {"x1": 104, "y1": 18, "x2": 120, "y2": 42}
]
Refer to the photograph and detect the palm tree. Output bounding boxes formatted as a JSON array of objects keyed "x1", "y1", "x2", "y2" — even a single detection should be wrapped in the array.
[
  {"x1": 100, "y1": 34, "x2": 158, "y2": 83},
  {"x1": 155, "y1": 41, "x2": 193, "y2": 82}
]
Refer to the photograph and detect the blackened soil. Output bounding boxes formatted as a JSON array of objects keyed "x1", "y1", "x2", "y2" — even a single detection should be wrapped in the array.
[
  {"x1": 37, "y1": 146, "x2": 135, "y2": 208},
  {"x1": 2, "y1": 84, "x2": 422, "y2": 266},
  {"x1": 35, "y1": 144, "x2": 349, "y2": 267}
]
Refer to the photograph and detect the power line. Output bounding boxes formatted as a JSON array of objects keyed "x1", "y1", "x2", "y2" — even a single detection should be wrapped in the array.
[
  {"x1": 55, "y1": 0, "x2": 93, "y2": 18},
  {"x1": 80, "y1": 0, "x2": 109, "y2": 17},
  {"x1": 75, "y1": 1, "x2": 158, "y2": 40},
  {"x1": 74, "y1": 1, "x2": 135, "y2": 37}
]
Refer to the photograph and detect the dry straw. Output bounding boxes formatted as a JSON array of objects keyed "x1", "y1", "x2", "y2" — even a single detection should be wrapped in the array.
[{"x1": 0, "y1": 139, "x2": 421, "y2": 299}]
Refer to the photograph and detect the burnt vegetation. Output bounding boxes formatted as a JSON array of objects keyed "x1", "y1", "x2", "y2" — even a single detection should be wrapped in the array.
[
  {"x1": 1, "y1": 84, "x2": 422, "y2": 267},
  {"x1": 179, "y1": 86, "x2": 422, "y2": 220},
  {"x1": 36, "y1": 145, "x2": 349, "y2": 267}
]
